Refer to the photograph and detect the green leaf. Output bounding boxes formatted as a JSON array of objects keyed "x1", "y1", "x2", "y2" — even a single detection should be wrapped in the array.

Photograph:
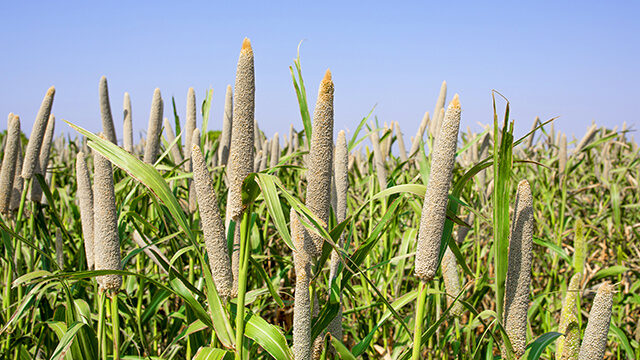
[
  {"x1": 609, "y1": 324, "x2": 636, "y2": 360},
  {"x1": 331, "y1": 337, "x2": 357, "y2": 360},
  {"x1": 522, "y1": 332, "x2": 562, "y2": 360},
  {"x1": 591, "y1": 265, "x2": 629, "y2": 282},
  {"x1": 192, "y1": 347, "x2": 233, "y2": 360},
  {"x1": 533, "y1": 237, "x2": 572, "y2": 264},
  {"x1": 352, "y1": 290, "x2": 418, "y2": 356},
  {"x1": 244, "y1": 309, "x2": 294, "y2": 360},
  {"x1": 255, "y1": 173, "x2": 292, "y2": 250},
  {"x1": 49, "y1": 322, "x2": 87, "y2": 360}
]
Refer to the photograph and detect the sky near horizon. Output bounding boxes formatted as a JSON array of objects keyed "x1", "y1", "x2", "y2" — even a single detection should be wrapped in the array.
[{"x1": 1, "y1": 1, "x2": 639, "y2": 147}]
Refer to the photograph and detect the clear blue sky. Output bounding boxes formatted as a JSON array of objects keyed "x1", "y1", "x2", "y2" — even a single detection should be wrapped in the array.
[{"x1": 1, "y1": 1, "x2": 638, "y2": 146}]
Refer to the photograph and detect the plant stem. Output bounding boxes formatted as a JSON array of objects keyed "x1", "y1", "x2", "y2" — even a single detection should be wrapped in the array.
[
  {"x1": 235, "y1": 209, "x2": 251, "y2": 360},
  {"x1": 412, "y1": 280, "x2": 428, "y2": 360},
  {"x1": 98, "y1": 290, "x2": 107, "y2": 360},
  {"x1": 111, "y1": 291, "x2": 120, "y2": 360}
]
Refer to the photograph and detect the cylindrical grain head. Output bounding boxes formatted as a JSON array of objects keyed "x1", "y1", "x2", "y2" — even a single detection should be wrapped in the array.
[
  {"x1": 560, "y1": 321, "x2": 580, "y2": 360},
  {"x1": 556, "y1": 272, "x2": 582, "y2": 360},
  {"x1": 442, "y1": 248, "x2": 463, "y2": 316},
  {"x1": 143, "y1": 88, "x2": 164, "y2": 164},
  {"x1": 226, "y1": 38, "x2": 255, "y2": 223},
  {"x1": 189, "y1": 128, "x2": 201, "y2": 214},
  {"x1": 526, "y1": 117, "x2": 540, "y2": 150},
  {"x1": 184, "y1": 87, "x2": 197, "y2": 171},
  {"x1": 409, "y1": 111, "x2": 429, "y2": 158},
  {"x1": 192, "y1": 144, "x2": 233, "y2": 300},
  {"x1": 55, "y1": 228, "x2": 64, "y2": 269},
  {"x1": 334, "y1": 130, "x2": 349, "y2": 224},
  {"x1": 395, "y1": 121, "x2": 408, "y2": 163},
  {"x1": 291, "y1": 209, "x2": 312, "y2": 360},
  {"x1": 164, "y1": 117, "x2": 183, "y2": 164},
  {"x1": 573, "y1": 219, "x2": 586, "y2": 276},
  {"x1": 99, "y1": 76, "x2": 118, "y2": 144},
  {"x1": 0, "y1": 115, "x2": 21, "y2": 213},
  {"x1": 430, "y1": 80, "x2": 447, "y2": 138},
  {"x1": 574, "y1": 123, "x2": 598, "y2": 154},
  {"x1": 503, "y1": 179, "x2": 534, "y2": 358},
  {"x1": 29, "y1": 114, "x2": 56, "y2": 203},
  {"x1": 559, "y1": 133, "x2": 567, "y2": 175},
  {"x1": 123, "y1": 92, "x2": 134, "y2": 153},
  {"x1": 369, "y1": 126, "x2": 387, "y2": 190},
  {"x1": 93, "y1": 150, "x2": 122, "y2": 290},
  {"x1": 415, "y1": 95, "x2": 461, "y2": 281},
  {"x1": 219, "y1": 84, "x2": 233, "y2": 166},
  {"x1": 578, "y1": 282, "x2": 614, "y2": 360},
  {"x1": 305, "y1": 69, "x2": 334, "y2": 257},
  {"x1": 76, "y1": 152, "x2": 95, "y2": 270},
  {"x1": 10, "y1": 139, "x2": 24, "y2": 212},
  {"x1": 269, "y1": 132, "x2": 280, "y2": 168},
  {"x1": 328, "y1": 131, "x2": 348, "y2": 346},
  {"x1": 23, "y1": 86, "x2": 55, "y2": 180}
]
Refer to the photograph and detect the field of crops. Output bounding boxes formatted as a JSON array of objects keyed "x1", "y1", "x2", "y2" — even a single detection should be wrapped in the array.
[{"x1": 1, "y1": 38, "x2": 638, "y2": 360}]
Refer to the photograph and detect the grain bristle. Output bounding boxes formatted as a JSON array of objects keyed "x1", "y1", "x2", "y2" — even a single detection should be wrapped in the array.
[
  {"x1": 192, "y1": 145, "x2": 233, "y2": 300},
  {"x1": 415, "y1": 95, "x2": 461, "y2": 281}
]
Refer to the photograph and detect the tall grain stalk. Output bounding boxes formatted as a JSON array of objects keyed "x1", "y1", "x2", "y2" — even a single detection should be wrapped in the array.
[
  {"x1": 413, "y1": 94, "x2": 461, "y2": 360},
  {"x1": 225, "y1": 38, "x2": 255, "y2": 360}
]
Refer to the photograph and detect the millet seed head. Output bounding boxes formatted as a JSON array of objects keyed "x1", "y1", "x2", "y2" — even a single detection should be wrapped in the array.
[
  {"x1": 0, "y1": 115, "x2": 21, "y2": 213},
  {"x1": 143, "y1": 88, "x2": 163, "y2": 164},
  {"x1": 191, "y1": 144, "x2": 233, "y2": 300},
  {"x1": 305, "y1": 69, "x2": 334, "y2": 257},
  {"x1": 415, "y1": 94, "x2": 461, "y2": 281},
  {"x1": 226, "y1": 38, "x2": 255, "y2": 223},
  {"x1": 503, "y1": 179, "x2": 534, "y2": 358},
  {"x1": 76, "y1": 151, "x2": 95, "y2": 270},
  {"x1": 23, "y1": 86, "x2": 55, "y2": 180},
  {"x1": 578, "y1": 282, "x2": 614, "y2": 360},
  {"x1": 93, "y1": 150, "x2": 122, "y2": 290},
  {"x1": 99, "y1": 76, "x2": 118, "y2": 144}
]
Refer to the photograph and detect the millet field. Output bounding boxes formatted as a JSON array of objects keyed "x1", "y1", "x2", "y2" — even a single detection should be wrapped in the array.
[{"x1": 0, "y1": 38, "x2": 638, "y2": 360}]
